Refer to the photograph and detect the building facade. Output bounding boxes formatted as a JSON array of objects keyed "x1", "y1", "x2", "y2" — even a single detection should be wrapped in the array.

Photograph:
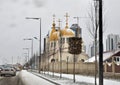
[
  {"x1": 43, "y1": 13, "x2": 88, "y2": 65},
  {"x1": 106, "y1": 34, "x2": 120, "y2": 51},
  {"x1": 88, "y1": 41, "x2": 99, "y2": 57}
]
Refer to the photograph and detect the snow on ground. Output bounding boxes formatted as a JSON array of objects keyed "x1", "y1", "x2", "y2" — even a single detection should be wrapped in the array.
[
  {"x1": 31, "y1": 71, "x2": 120, "y2": 85},
  {"x1": 18, "y1": 70, "x2": 55, "y2": 85},
  {"x1": 32, "y1": 71, "x2": 95, "y2": 85},
  {"x1": 18, "y1": 70, "x2": 120, "y2": 85},
  {"x1": 33, "y1": 72, "x2": 94, "y2": 85}
]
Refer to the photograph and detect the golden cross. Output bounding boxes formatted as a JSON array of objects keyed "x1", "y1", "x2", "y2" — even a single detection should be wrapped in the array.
[
  {"x1": 64, "y1": 13, "x2": 70, "y2": 28},
  {"x1": 58, "y1": 19, "x2": 62, "y2": 28}
]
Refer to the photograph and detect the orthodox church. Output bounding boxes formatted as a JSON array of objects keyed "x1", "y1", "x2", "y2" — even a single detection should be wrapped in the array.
[{"x1": 43, "y1": 13, "x2": 88, "y2": 63}]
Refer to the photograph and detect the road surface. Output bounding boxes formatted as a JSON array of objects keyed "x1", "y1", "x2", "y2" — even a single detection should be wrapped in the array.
[
  {"x1": 0, "y1": 71, "x2": 56, "y2": 85},
  {"x1": 0, "y1": 73, "x2": 23, "y2": 85}
]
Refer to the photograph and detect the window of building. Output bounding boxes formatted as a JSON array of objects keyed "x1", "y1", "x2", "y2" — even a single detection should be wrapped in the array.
[
  {"x1": 117, "y1": 57, "x2": 119, "y2": 62},
  {"x1": 115, "y1": 57, "x2": 120, "y2": 62},
  {"x1": 66, "y1": 38, "x2": 69, "y2": 43},
  {"x1": 63, "y1": 38, "x2": 65, "y2": 43},
  {"x1": 61, "y1": 38, "x2": 65, "y2": 44},
  {"x1": 51, "y1": 42, "x2": 53, "y2": 47},
  {"x1": 114, "y1": 56, "x2": 120, "y2": 62},
  {"x1": 54, "y1": 41, "x2": 56, "y2": 47}
]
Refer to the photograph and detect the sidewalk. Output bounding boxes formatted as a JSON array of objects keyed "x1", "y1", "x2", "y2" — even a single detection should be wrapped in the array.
[
  {"x1": 30, "y1": 70, "x2": 120, "y2": 85},
  {"x1": 31, "y1": 70, "x2": 94, "y2": 85}
]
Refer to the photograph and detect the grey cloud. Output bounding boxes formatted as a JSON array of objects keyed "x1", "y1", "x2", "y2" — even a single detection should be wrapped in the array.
[
  {"x1": 24, "y1": 0, "x2": 30, "y2": 5},
  {"x1": 0, "y1": 0, "x2": 4, "y2": 5},
  {"x1": 9, "y1": 23, "x2": 17, "y2": 28},
  {"x1": 12, "y1": 0, "x2": 18, "y2": 3},
  {"x1": 33, "y1": 0, "x2": 45, "y2": 7}
]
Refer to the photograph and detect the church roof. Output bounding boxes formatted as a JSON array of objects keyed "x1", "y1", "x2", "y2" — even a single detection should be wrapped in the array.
[
  {"x1": 49, "y1": 13, "x2": 75, "y2": 41},
  {"x1": 61, "y1": 27, "x2": 74, "y2": 37},
  {"x1": 49, "y1": 28, "x2": 59, "y2": 41},
  {"x1": 49, "y1": 28, "x2": 74, "y2": 41}
]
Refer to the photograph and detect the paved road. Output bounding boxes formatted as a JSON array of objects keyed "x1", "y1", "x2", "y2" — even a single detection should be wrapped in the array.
[
  {"x1": 0, "y1": 70, "x2": 56, "y2": 85},
  {"x1": 0, "y1": 73, "x2": 23, "y2": 85}
]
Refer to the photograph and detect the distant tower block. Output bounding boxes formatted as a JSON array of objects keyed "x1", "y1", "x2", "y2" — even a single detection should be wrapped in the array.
[{"x1": 70, "y1": 24, "x2": 82, "y2": 37}]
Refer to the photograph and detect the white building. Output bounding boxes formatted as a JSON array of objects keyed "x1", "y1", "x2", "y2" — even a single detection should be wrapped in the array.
[
  {"x1": 106, "y1": 34, "x2": 120, "y2": 51},
  {"x1": 88, "y1": 41, "x2": 99, "y2": 57}
]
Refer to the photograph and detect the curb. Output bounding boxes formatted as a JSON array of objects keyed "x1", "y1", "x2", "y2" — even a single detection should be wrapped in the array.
[{"x1": 31, "y1": 72, "x2": 61, "y2": 85}]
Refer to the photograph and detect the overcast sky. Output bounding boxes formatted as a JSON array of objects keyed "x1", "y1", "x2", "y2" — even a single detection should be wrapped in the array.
[{"x1": 0, "y1": 0, "x2": 120, "y2": 65}]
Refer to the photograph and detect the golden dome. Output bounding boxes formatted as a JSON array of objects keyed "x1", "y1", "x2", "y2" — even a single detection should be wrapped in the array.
[
  {"x1": 49, "y1": 27, "x2": 75, "y2": 41},
  {"x1": 49, "y1": 14, "x2": 59, "y2": 41},
  {"x1": 49, "y1": 29, "x2": 59, "y2": 41},
  {"x1": 61, "y1": 28, "x2": 75, "y2": 36},
  {"x1": 60, "y1": 13, "x2": 74, "y2": 36},
  {"x1": 49, "y1": 13, "x2": 74, "y2": 41}
]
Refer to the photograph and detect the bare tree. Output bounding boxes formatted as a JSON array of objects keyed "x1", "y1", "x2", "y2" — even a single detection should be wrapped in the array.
[
  {"x1": 87, "y1": 1, "x2": 106, "y2": 85},
  {"x1": 86, "y1": 1, "x2": 99, "y2": 85}
]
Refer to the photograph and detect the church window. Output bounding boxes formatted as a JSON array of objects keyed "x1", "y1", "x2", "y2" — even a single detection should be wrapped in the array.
[
  {"x1": 61, "y1": 38, "x2": 65, "y2": 44},
  {"x1": 54, "y1": 41, "x2": 56, "y2": 47},
  {"x1": 66, "y1": 38, "x2": 69, "y2": 43},
  {"x1": 51, "y1": 42, "x2": 53, "y2": 47}
]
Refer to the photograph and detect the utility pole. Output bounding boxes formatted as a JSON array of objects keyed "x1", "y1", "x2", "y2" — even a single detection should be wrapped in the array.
[{"x1": 99, "y1": 0, "x2": 103, "y2": 85}]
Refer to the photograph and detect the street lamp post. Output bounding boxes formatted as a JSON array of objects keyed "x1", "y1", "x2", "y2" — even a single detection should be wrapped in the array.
[
  {"x1": 23, "y1": 53, "x2": 28, "y2": 63},
  {"x1": 26, "y1": 17, "x2": 41, "y2": 73},
  {"x1": 23, "y1": 48, "x2": 30, "y2": 67},
  {"x1": 24, "y1": 38, "x2": 33, "y2": 69}
]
